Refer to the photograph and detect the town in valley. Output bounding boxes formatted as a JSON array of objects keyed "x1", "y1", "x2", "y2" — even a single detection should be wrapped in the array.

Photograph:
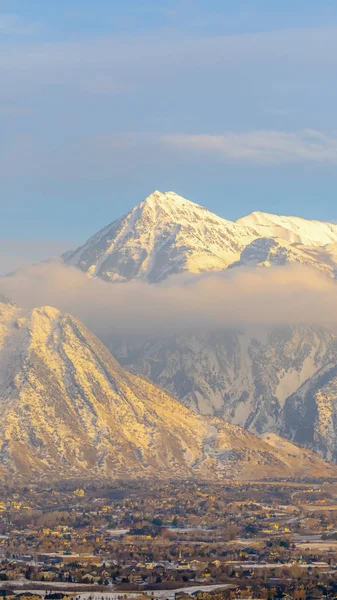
[{"x1": 1, "y1": 480, "x2": 337, "y2": 600}]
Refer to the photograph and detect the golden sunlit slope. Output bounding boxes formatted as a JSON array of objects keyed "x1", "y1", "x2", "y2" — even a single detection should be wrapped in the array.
[{"x1": 0, "y1": 298, "x2": 336, "y2": 481}]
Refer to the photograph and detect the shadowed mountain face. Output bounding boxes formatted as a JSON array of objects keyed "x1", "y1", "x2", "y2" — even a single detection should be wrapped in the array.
[
  {"x1": 109, "y1": 326, "x2": 337, "y2": 423},
  {"x1": 108, "y1": 325, "x2": 337, "y2": 461},
  {"x1": 281, "y1": 364, "x2": 337, "y2": 461},
  {"x1": 0, "y1": 298, "x2": 336, "y2": 481}
]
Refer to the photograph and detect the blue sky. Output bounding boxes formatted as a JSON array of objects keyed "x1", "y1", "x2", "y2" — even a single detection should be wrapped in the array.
[{"x1": 1, "y1": 0, "x2": 337, "y2": 270}]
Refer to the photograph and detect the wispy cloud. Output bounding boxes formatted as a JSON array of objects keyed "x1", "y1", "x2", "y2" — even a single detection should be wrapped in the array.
[
  {"x1": 162, "y1": 130, "x2": 337, "y2": 164},
  {"x1": 1, "y1": 128, "x2": 337, "y2": 187},
  {"x1": 70, "y1": 129, "x2": 337, "y2": 170}
]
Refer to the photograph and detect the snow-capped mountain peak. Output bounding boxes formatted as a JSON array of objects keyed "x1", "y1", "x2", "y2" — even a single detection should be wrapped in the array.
[
  {"x1": 237, "y1": 210, "x2": 337, "y2": 247},
  {"x1": 139, "y1": 190, "x2": 232, "y2": 225},
  {"x1": 64, "y1": 190, "x2": 257, "y2": 282},
  {"x1": 64, "y1": 189, "x2": 337, "y2": 282}
]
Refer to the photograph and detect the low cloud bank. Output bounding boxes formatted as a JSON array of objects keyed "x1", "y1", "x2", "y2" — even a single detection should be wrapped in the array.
[{"x1": 1, "y1": 261, "x2": 337, "y2": 336}]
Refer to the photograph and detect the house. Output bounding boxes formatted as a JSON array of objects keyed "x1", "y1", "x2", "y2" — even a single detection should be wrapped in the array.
[
  {"x1": 39, "y1": 571, "x2": 55, "y2": 581},
  {"x1": 178, "y1": 560, "x2": 191, "y2": 570},
  {"x1": 211, "y1": 560, "x2": 222, "y2": 567},
  {"x1": 129, "y1": 570, "x2": 143, "y2": 585},
  {"x1": 201, "y1": 569, "x2": 211, "y2": 578}
]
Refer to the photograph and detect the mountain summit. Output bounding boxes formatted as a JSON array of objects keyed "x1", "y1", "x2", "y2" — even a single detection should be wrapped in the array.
[
  {"x1": 64, "y1": 190, "x2": 337, "y2": 281},
  {"x1": 63, "y1": 190, "x2": 257, "y2": 282}
]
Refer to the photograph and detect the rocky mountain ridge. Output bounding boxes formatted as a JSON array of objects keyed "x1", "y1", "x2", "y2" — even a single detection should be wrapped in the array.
[
  {"x1": 1, "y1": 297, "x2": 333, "y2": 481},
  {"x1": 64, "y1": 190, "x2": 337, "y2": 281},
  {"x1": 109, "y1": 324, "x2": 337, "y2": 461},
  {"x1": 110, "y1": 326, "x2": 337, "y2": 428}
]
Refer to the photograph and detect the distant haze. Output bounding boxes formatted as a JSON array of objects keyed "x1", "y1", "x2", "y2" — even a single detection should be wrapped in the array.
[{"x1": 0, "y1": 240, "x2": 77, "y2": 276}]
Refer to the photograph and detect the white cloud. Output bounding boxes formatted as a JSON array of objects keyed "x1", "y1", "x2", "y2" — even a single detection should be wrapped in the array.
[
  {"x1": 162, "y1": 130, "x2": 337, "y2": 164},
  {"x1": 2, "y1": 261, "x2": 337, "y2": 337}
]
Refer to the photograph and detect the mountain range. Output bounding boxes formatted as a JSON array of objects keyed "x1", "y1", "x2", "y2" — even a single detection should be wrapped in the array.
[
  {"x1": 1, "y1": 189, "x2": 337, "y2": 481},
  {"x1": 2, "y1": 295, "x2": 333, "y2": 481},
  {"x1": 63, "y1": 191, "x2": 337, "y2": 462},
  {"x1": 64, "y1": 190, "x2": 337, "y2": 281}
]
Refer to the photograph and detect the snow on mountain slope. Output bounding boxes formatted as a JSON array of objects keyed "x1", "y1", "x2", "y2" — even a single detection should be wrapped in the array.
[
  {"x1": 63, "y1": 190, "x2": 258, "y2": 282},
  {"x1": 229, "y1": 237, "x2": 337, "y2": 278},
  {"x1": 280, "y1": 363, "x2": 337, "y2": 461},
  {"x1": 109, "y1": 325, "x2": 337, "y2": 435},
  {"x1": 237, "y1": 211, "x2": 337, "y2": 247},
  {"x1": 64, "y1": 190, "x2": 337, "y2": 282},
  {"x1": 2, "y1": 297, "x2": 332, "y2": 481},
  {"x1": 108, "y1": 324, "x2": 337, "y2": 462}
]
